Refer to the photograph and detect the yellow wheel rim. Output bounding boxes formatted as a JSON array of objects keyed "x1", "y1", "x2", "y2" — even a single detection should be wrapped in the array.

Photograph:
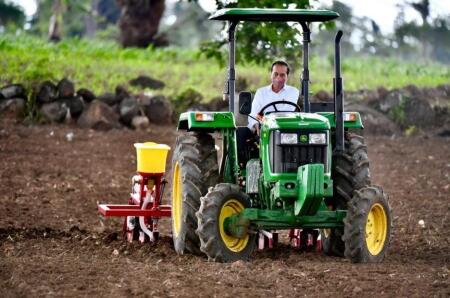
[
  {"x1": 219, "y1": 199, "x2": 249, "y2": 253},
  {"x1": 365, "y1": 203, "x2": 388, "y2": 255},
  {"x1": 172, "y1": 162, "x2": 182, "y2": 237}
]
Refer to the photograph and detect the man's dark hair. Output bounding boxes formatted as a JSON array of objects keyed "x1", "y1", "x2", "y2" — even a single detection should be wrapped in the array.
[{"x1": 271, "y1": 60, "x2": 290, "y2": 75}]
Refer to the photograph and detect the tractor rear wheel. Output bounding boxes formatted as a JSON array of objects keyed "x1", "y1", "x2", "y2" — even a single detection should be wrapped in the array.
[
  {"x1": 343, "y1": 186, "x2": 392, "y2": 263},
  {"x1": 196, "y1": 183, "x2": 256, "y2": 262},
  {"x1": 171, "y1": 132, "x2": 219, "y2": 255},
  {"x1": 322, "y1": 131, "x2": 371, "y2": 256}
]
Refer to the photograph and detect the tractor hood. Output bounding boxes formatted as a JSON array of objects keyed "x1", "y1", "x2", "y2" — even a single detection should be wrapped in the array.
[{"x1": 263, "y1": 112, "x2": 330, "y2": 130}]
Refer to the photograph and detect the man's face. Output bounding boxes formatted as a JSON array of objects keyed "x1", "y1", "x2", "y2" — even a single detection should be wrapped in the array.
[{"x1": 271, "y1": 64, "x2": 289, "y2": 91}]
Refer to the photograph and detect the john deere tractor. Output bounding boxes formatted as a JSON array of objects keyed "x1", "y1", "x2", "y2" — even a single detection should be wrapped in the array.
[{"x1": 171, "y1": 8, "x2": 391, "y2": 263}]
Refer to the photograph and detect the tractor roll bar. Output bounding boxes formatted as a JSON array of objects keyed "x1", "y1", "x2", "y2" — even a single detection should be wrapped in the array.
[
  {"x1": 225, "y1": 21, "x2": 238, "y2": 113},
  {"x1": 299, "y1": 22, "x2": 311, "y2": 113},
  {"x1": 334, "y1": 30, "x2": 344, "y2": 152}
]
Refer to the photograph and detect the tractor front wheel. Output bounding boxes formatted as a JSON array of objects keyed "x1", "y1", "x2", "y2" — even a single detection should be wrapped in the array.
[
  {"x1": 196, "y1": 183, "x2": 256, "y2": 262},
  {"x1": 343, "y1": 186, "x2": 392, "y2": 263}
]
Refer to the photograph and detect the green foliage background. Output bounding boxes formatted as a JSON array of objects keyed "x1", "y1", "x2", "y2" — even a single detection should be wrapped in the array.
[{"x1": 1, "y1": 34, "x2": 448, "y2": 101}]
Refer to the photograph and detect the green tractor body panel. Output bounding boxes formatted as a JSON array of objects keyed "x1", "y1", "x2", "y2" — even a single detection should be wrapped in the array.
[
  {"x1": 318, "y1": 112, "x2": 364, "y2": 129},
  {"x1": 259, "y1": 113, "x2": 332, "y2": 183},
  {"x1": 210, "y1": 8, "x2": 339, "y2": 22},
  {"x1": 177, "y1": 111, "x2": 236, "y2": 131},
  {"x1": 263, "y1": 112, "x2": 331, "y2": 130},
  {"x1": 295, "y1": 164, "x2": 325, "y2": 216}
]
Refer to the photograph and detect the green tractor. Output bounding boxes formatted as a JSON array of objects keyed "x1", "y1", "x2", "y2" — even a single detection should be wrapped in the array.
[{"x1": 171, "y1": 8, "x2": 392, "y2": 263}]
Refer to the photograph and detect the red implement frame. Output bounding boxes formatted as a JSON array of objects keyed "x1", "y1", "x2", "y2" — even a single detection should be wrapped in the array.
[{"x1": 98, "y1": 172, "x2": 171, "y2": 242}]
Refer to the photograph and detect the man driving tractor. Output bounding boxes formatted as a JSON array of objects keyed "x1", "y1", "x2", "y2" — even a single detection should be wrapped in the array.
[{"x1": 248, "y1": 60, "x2": 300, "y2": 134}]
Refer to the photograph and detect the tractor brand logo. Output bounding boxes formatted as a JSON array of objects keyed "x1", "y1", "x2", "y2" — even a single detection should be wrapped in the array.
[{"x1": 300, "y1": 135, "x2": 308, "y2": 143}]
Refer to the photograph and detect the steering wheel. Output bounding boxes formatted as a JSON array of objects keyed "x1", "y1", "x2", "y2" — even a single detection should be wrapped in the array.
[{"x1": 257, "y1": 100, "x2": 301, "y2": 117}]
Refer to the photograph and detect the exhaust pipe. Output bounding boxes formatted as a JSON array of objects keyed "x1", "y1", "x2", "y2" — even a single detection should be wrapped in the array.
[{"x1": 334, "y1": 30, "x2": 344, "y2": 152}]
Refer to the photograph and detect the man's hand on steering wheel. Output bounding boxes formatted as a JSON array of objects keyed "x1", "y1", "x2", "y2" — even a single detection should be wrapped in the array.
[
  {"x1": 257, "y1": 100, "x2": 301, "y2": 118},
  {"x1": 252, "y1": 100, "x2": 301, "y2": 136}
]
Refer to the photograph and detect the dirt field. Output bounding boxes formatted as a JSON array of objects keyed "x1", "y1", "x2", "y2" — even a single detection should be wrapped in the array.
[{"x1": 0, "y1": 117, "x2": 449, "y2": 297}]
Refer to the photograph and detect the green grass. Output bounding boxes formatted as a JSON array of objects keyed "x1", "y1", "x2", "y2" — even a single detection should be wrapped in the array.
[{"x1": 1, "y1": 34, "x2": 449, "y2": 102}]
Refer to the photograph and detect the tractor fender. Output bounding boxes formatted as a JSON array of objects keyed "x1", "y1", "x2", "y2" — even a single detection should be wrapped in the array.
[{"x1": 177, "y1": 111, "x2": 236, "y2": 131}]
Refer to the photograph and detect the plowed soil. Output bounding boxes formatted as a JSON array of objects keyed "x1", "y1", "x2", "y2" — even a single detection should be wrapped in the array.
[{"x1": 1, "y1": 117, "x2": 449, "y2": 297}]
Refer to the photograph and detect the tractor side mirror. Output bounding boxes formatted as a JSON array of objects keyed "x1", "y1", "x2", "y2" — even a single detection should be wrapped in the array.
[{"x1": 238, "y1": 91, "x2": 252, "y2": 115}]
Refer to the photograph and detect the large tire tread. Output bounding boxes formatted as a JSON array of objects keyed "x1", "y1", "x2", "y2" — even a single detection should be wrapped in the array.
[
  {"x1": 196, "y1": 183, "x2": 256, "y2": 262},
  {"x1": 171, "y1": 132, "x2": 219, "y2": 255},
  {"x1": 343, "y1": 186, "x2": 392, "y2": 263},
  {"x1": 322, "y1": 131, "x2": 371, "y2": 257}
]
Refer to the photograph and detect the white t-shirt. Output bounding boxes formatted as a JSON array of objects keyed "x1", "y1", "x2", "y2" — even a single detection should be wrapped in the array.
[{"x1": 247, "y1": 84, "x2": 300, "y2": 129}]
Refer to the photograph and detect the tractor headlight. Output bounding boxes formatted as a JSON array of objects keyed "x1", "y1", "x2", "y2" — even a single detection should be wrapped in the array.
[
  {"x1": 280, "y1": 133, "x2": 298, "y2": 144},
  {"x1": 309, "y1": 133, "x2": 326, "y2": 145}
]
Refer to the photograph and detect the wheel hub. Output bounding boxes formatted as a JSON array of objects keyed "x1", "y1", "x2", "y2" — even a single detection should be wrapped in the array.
[
  {"x1": 219, "y1": 199, "x2": 249, "y2": 252},
  {"x1": 365, "y1": 203, "x2": 387, "y2": 255}
]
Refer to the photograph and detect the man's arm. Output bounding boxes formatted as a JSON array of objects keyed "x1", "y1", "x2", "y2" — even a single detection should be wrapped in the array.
[{"x1": 248, "y1": 89, "x2": 263, "y2": 129}]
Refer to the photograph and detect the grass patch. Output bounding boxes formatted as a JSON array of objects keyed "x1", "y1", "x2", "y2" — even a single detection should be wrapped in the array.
[{"x1": 1, "y1": 34, "x2": 449, "y2": 101}]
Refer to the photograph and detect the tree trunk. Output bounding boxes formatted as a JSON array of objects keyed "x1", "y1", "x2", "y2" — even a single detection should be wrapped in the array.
[
  {"x1": 85, "y1": 0, "x2": 99, "y2": 38},
  {"x1": 48, "y1": 0, "x2": 64, "y2": 42},
  {"x1": 117, "y1": 0, "x2": 166, "y2": 48}
]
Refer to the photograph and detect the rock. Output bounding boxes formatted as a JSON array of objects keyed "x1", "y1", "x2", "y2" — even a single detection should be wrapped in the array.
[
  {"x1": 65, "y1": 132, "x2": 74, "y2": 142},
  {"x1": 346, "y1": 89, "x2": 379, "y2": 103},
  {"x1": 172, "y1": 87, "x2": 204, "y2": 116},
  {"x1": 346, "y1": 103, "x2": 401, "y2": 136},
  {"x1": 230, "y1": 260, "x2": 246, "y2": 269},
  {"x1": 376, "y1": 86, "x2": 389, "y2": 99},
  {"x1": 129, "y1": 75, "x2": 165, "y2": 90},
  {"x1": 312, "y1": 90, "x2": 332, "y2": 102},
  {"x1": 208, "y1": 96, "x2": 229, "y2": 111},
  {"x1": 437, "y1": 126, "x2": 450, "y2": 137},
  {"x1": 77, "y1": 88, "x2": 96, "y2": 103},
  {"x1": 423, "y1": 86, "x2": 449, "y2": 101},
  {"x1": 353, "y1": 286, "x2": 362, "y2": 294},
  {"x1": 437, "y1": 84, "x2": 450, "y2": 97},
  {"x1": 144, "y1": 95, "x2": 173, "y2": 124},
  {"x1": 404, "y1": 84, "x2": 423, "y2": 98},
  {"x1": 187, "y1": 103, "x2": 209, "y2": 111},
  {"x1": 403, "y1": 96, "x2": 434, "y2": 127},
  {"x1": 0, "y1": 98, "x2": 26, "y2": 117},
  {"x1": 119, "y1": 96, "x2": 139, "y2": 125},
  {"x1": 77, "y1": 100, "x2": 121, "y2": 130},
  {"x1": 57, "y1": 78, "x2": 75, "y2": 99},
  {"x1": 115, "y1": 85, "x2": 130, "y2": 102},
  {"x1": 40, "y1": 101, "x2": 68, "y2": 123},
  {"x1": 136, "y1": 93, "x2": 152, "y2": 106},
  {"x1": 235, "y1": 77, "x2": 248, "y2": 92},
  {"x1": 372, "y1": 89, "x2": 404, "y2": 113},
  {"x1": 131, "y1": 115, "x2": 150, "y2": 130},
  {"x1": 36, "y1": 81, "x2": 58, "y2": 104},
  {"x1": 61, "y1": 96, "x2": 85, "y2": 119},
  {"x1": 371, "y1": 87, "x2": 436, "y2": 128},
  {"x1": 0, "y1": 84, "x2": 26, "y2": 100},
  {"x1": 97, "y1": 92, "x2": 120, "y2": 106}
]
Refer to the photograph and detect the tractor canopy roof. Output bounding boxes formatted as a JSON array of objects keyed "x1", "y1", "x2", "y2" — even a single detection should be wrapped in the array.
[{"x1": 209, "y1": 8, "x2": 339, "y2": 22}]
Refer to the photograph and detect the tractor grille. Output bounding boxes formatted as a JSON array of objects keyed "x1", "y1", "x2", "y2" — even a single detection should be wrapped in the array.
[{"x1": 269, "y1": 130, "x2": 327, "y2": 173}]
